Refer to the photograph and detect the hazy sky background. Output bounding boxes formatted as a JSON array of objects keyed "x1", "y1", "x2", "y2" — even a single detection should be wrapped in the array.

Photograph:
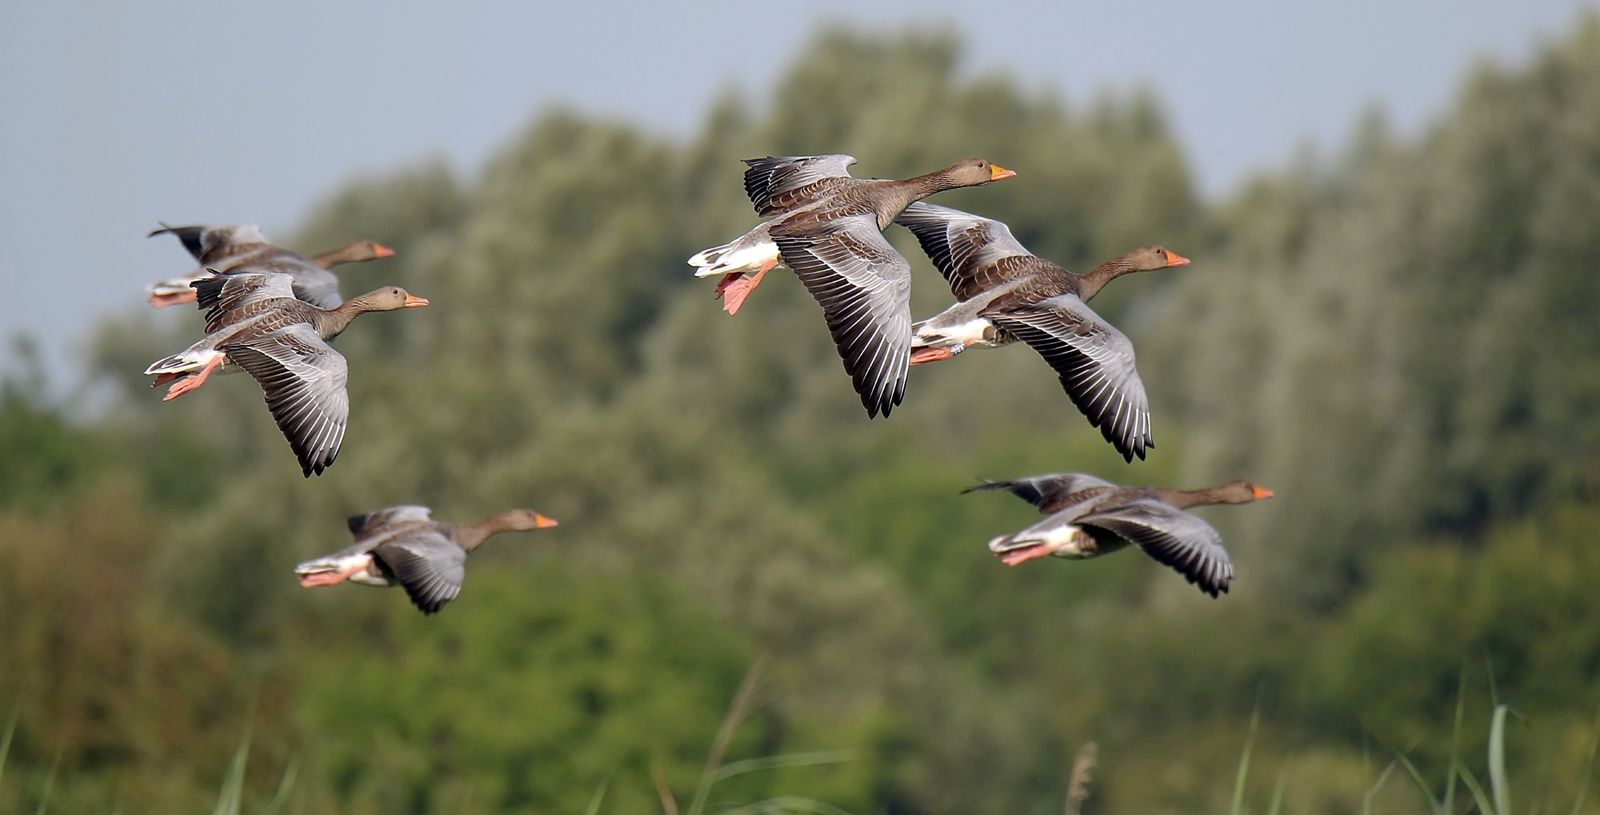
[{"x1": 2, "y1": 0, "x2": 1594, "y2": 392}]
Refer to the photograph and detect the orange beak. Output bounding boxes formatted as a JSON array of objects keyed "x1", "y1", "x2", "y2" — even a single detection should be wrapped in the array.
[
  {"x1": 1164, "y1": 250, "x2": 1191, "y2": 267},
  {"x1": 989, "y1": 164, "x2": 1017, "y2": 181},
  {"x1": 534, "y1": 514, "x2": 559, "y2": 528},
  {"x1": 1252, "y1": 486, "x2": 1275, "y2": 500},
  {"x1": 372, "y1": 243, "x2": 396, "y2": 258},
  {"x1": 402, "y1": 295, "x2": 429, "y2": 308}
]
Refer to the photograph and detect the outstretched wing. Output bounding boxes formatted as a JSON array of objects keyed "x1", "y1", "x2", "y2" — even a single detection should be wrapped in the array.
[
  {"x1": 773, "y1": 213, "x2": 912, "y2": 418},
  {"x1": 194, "y1": 271, "x2": 298, "y2": 332},
  {"x1": 963, "y1": 472, "x2": 1118, "y2": 513},
  {"x1": 989, "y1": 294, "x2": 1153, "y2": 461},
  {"x1": 1079, "y1": 499, "x2": 1234, "y2": 597},
  {"x1": 348, "y1": 505, "x2": 434, "y2": 537},
  {"x1": 373, "y1": 530, "x2": 467, "y2": 615},
  {"x1": 743, "y1": 155, "x2": 858, "y2": 216},
  {"x1": 894, "y1": 202, "x2": 1051, "y2": 298},
  {"x1": 149, "y1": 223, "x2": 207, "y2": 261},
  {"x1": 222, "y1": 323, "x2": 350, "y2": 477}
]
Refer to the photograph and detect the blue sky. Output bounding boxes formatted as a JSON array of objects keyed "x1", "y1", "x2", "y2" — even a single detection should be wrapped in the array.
[{"x1": 1, "y1": 0, "x2": 1594, "y2": 391}]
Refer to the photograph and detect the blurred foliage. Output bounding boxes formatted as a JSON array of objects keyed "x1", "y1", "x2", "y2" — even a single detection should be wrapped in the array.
[{"x1": 5, "y1": 16, "x2": 1600, "y2": 815}]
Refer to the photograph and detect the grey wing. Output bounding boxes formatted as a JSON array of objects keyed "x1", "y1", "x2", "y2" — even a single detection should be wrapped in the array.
[
  {"x1": 288, "y1": 265, "x2": 343, "y2": 309},
  {"x1": 194, "y1": 272, "x2": 298, "y2": 332},
  {"x1": 742, "y1": 154, "x2": 857, "y2": 215},
  {"x1": 231, "y1": 255, "x2": 343, "y2": 309},
  {"x1": 773, "y1": 213, "x2": 912, "y2": 418},
  {"x1": 372, "y1": 531, "x2": 466, "y2": 615},
  {"x1": 988, "y1": 294, "x2": 1153, "y2": 462},
  {"x1": 348, "y1": 505, "x2": 434, "y2": 537},
  {"x1": 963, "y1": 472, "x2": 1118, "y2": 512},
  {"x1": 894, "y1": 202, "x2": 1035, "y2": 289},
  {"x1": 149, "y1": 223, "x2": 207, "y2": 261},
  {"x1": 1079, "y1": 499, "x2": 1234, "y2": 597},
  {"x1": 222, "y1": 323, "x2": 350, "y2": 477}
]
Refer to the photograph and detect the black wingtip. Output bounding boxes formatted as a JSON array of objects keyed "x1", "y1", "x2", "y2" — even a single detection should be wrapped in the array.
[{"x1": 960, "y1": 479, "x2": 1002, "y2": 495}]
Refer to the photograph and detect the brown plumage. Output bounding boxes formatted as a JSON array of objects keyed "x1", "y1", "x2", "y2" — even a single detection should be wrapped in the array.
[
  {"x1": 965, "y1": 473, "x2": 1273, "y2": 597},
  {"x1": 690, "y1": 155, "x2": 1016, "y2": 418},
  {"x1": 294, "y1": 506, "x2": 559, "y2": 615},
  {"x1": 147, "y1": 223, "x2": 394, "y2": 309},
  {"x1": 143, "y1": 271, "x2": 427, "y2": 476},
  {"x1": 895, "y1": 203, "x2": 1190, "y2": 460}
]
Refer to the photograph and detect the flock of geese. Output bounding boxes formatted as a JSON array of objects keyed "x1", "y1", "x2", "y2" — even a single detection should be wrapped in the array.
[{"x1": 140, "y1": 154, "x2": 1270, "y2": 613}]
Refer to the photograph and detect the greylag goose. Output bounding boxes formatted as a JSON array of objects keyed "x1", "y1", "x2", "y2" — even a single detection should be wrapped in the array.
[
  {"x1": 146, "y1": 223, "x2": 393, "y2": 309},
  {"x1": 689, "y1": 155, "x2": 1015, "y2": 417},
  {"x1": 143, "y1": 271, "x2": 428, "y2": 476},
  {"x1": 966, "y1": 473, "x2": 1273, "y2": 597},
  {"x1": 295, "y1": 505, "x2": 559, "y2": 615},
  {"x1": 895, "y1": 203, "x2": 1189, "y2": 460}
]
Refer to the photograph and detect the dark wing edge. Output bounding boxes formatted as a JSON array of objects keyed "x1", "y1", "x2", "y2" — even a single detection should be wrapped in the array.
[
  {"x1": 989, "y1": 298, "x2": 1153, "y2": 462},
  {"x1": 894, "y1": 202, "x2": 1037, "y2": 291},
  {"x1": 373, "y1": 532, "x2": 466, "y2": 615},
  {"x1": 1080, "y1": 500, "x2": 1234, "y2": 597},
  {"x1": 742, "y1": 154, "x2": 857, "y2": 215},
  {"x1": 773, "y1": 217, "x2": 911, "y2": 419},
  {"x1": 149, "y1": 223, "x2": 207, "y2": 261},
  {"x1": 222, "y1": 326, "x2": 350, "y2": 477},
  {"x1": 962, "y1": 473, "x2": 1118, "y2": 512},
  {"x1": 348, "y1": 505, "x2": 434, "y2": 537}
]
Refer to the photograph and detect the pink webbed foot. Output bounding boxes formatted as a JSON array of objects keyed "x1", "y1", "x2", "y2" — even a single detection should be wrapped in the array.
[
  {"x1": 161, "y1": 355, "x2": 224, "y2": 402},
  {"x1": 298, "y1": 562, "x2": 367, "y2": 588},
  {"x1": 720, "y1": 258, "x2": 778, "y2": 316},
  {"x1": 910, "y1": 347, "x2": 957, "y2": 366},
  {"x1": 149, "y1": 291, "x2": 198, "y2": 308},
  {"x1": 1000, "y1": 544, "x2": 1055, "y2": 566}
]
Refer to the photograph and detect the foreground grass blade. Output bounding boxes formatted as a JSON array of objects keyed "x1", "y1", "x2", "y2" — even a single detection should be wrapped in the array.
[
  {"x1": 717, "y1": 796, "x2": 854, "y2": 815},
  {"x1": 1447, "y1": 670, "x2": 1467, "y2": 815},
  {"x1": 688, "y1": 652, "x2": 769, "y2": 815},
  {"x1": 1232, "y1": 706, "x2": 1261, "y2": 815},
  {"x1": 261, "y1": 758, "x2": 297, "y2": 815},
  {"x1": 1489, "y1": 704, "x2": 1510, "y2": 815},
  {"x1": 1571, "y1": 711, "x2": 1600, "y2": 815},
  {"x1": 1459, "y1": 765, "x2": 1497, "y2": 815},
  {"x1": 1362, "y1": 759, "x2": 1398, "y2": 815},
  {"x1": 1394, "y1": 749, "x2": 1445, "y2": 815},
  {"x1": 583, "y1": 767, "x2": 617, "y2": 815},
  {"x1": 713, "y1": 751, "x2": 853, "y2": 783},
  {"x1": 210, "y1": 731, "x2": 250, "y2": 815},
  {"x1": 0, "y1": 706, "x2": 17, "y2": 793},
  {"x1": 32, "y1": 752, "x2": 59, "y2": 815},
  {"x1": 1266, "y1": 772, "x2": 1287, "y2": 815}
]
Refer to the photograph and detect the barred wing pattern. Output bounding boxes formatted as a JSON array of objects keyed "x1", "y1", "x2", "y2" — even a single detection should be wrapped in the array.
[
  {"x1": 743, "y1": 155, "x2": 858, "y2": 216},
  {"x1": 222, "y1": 323, "x2": 350, "y2": 477},
  {"x1": 774, "y1": 213, "x2": 912, "y2": 418},
  {"x1": 894, "y1": 202, "x2": 1036, "y2": 292},
  {"x1": 990, "y1": 294, "x2": 1153, "y2": 461},
  {"x1": 194, "y1": 272, "x2": 298, "y2": 332}
]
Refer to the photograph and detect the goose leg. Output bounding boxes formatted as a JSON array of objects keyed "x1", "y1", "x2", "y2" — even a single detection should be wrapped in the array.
[
  {"x1": 298, "y1": 562, "x2": 369, "y2": 588},
  {"x1": 999, "y1": 544, "x2": 1055, "y2": 566},
  {"x1": 720, "y1": 258, "x2": 778, "y2": 316},
  {"x1": 162, "y1": 355, "x2": 225, "y2": 401},
  {"x1": 149, "y1": 291, "x2": 198, "y2": 308},
  {"x1": 910, "y1": 346, "x2": 962, "y2": 366}
]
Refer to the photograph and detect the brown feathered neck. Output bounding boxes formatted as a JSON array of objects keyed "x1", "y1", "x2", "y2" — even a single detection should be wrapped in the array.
[
  {"x1": 310, "y1": 241, "x2": 391, "y2": 269},
  {"x1": 1075, "y1": 253, "x2": 1155, "y2": 302},
  {"x1": 1154, "y1": 482, "x2": 1267, "y2": 509},
  {"x1": 453, "y1": 510, "x2": 534, "y2": 552}
]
